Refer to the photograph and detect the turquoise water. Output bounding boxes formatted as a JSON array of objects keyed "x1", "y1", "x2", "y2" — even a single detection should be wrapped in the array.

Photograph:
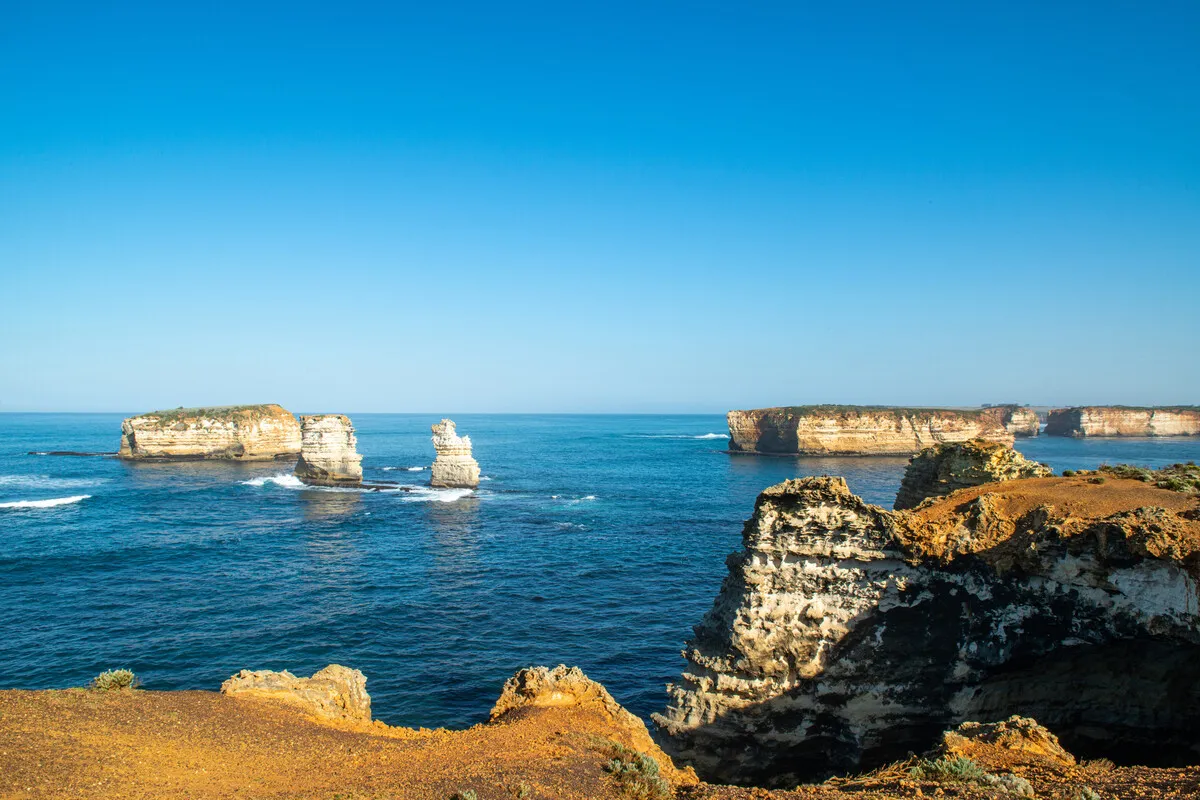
[{"x1": 2, "y1": 413, "x2": 1198, "y2": 728}]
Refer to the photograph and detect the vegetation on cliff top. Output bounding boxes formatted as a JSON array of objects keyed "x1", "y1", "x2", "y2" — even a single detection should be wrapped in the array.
[
  {"x1": 1064, "y1": 462, "x2": 1200, "y2": 494},
  {"x1": 737, "y1": 405, "x2": 995, "y2": 419},
  {"x1": 134, "y1": 404, "x2": 291, "y2": 426}
]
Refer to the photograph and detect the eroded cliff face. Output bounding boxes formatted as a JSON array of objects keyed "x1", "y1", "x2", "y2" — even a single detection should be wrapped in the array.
[
  {"x1": 431, "y1": 419, "x2": 480, "y2": 488},
  {"x1": 893, "y1": 439, "x2": 1052, "y2": 510},
  {"x1": 726, "y1": 406, "x2": 1014, "y2": 456},
  {"x1": 117, "y1": 404, "x2": 301, "y2": 461},
  {"x1": 294, "y1": 414, "x2": 363, "y2": 485},
  {"x1": 982, "y1": 405, "x2": 1040, "y2": 437},
  {"x1": 221, "y1": 664, "x2": 371, "y2": 722},
  {"x1": 1046, "y1": 406, "x2": 1200, "y2": 437},
  {"x1": 654, "y1": 475, "x2": 1200, "y2": 787}
]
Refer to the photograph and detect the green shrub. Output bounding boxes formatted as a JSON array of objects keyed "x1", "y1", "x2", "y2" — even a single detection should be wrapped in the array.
[
  {"x1": 602, "y1": 742, "x2": 670, "y2": 800},
  {"x1": 450, "y1": 792, "x2": 477, "y2": 800},
  {"x1": 1076, "y1": 788, "x2": 1101, "y2": 800},
  {"x1": 909, "y1": 756, "x2": 989, "y2": 783},
  {"x1": 514, "y1": 784, "x2": 532, "y2": 799},
  {"x1": 90, "y1": 669, "x2": 140, "y2": 691}
]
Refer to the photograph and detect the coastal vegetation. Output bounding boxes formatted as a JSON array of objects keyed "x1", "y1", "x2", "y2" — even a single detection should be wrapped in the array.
[{"x1": 88, "y1": 669, "x2": 139, "y2": 691}]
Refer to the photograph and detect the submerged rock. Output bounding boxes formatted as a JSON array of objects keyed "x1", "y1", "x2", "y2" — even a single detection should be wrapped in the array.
[
  {"x1": 294, "y1": 414, "x2": 363, "y2": 486},
  {"x1": 1046, "y1": 406, "x2": 1200, "y2": 437},
  {"x1": 220, "y1": 664, "x2": 370, "y2": 722},
  {"x1": 430, "y1": 419, "x2": 480, "y2": 489},
  {"x1": 117, "y1": 404, "x2": 301, "y2": 461},
  {"x1": 726, "y1": 405, "x2": 1014, "y2": 456},
  {"x1": 654, "y1": 474, "x2": 1200, "y2": 786},
  {"x1": 893, "y1": 439, "x2": 1052, "y2": 510}
]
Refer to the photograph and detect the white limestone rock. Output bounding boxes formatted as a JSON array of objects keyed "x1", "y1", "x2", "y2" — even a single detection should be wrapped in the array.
[{"x1": 430, "y1": 419, "x2": 480, "y2": 489}]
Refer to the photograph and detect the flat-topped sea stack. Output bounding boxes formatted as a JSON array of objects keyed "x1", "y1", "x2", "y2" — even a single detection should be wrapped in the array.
[
  {"x1": 893, "y1": 438, "x2": 1053, "y2": 509},
  {"x1": 430, "y1": 418, "x2": 480, "y2": 488},
  {"x1": 294, "y1": 414, "x2": 363, "y2": 486},
  {"x1": 117, "y1": 404, "x2": 301, "y2": 461},
  {"x1": 726, "y1": 405, "x2": 1014, "y2": 456},
  {"x1": 982, "y1": 404, "x2": 1040, "y2": 437},
  {"x1": 1046, "y1": 406, "x2": 1200, "y2": 437},
  {"x1": 655, "y1": 470, "x2": 1200, "y2": 786}
]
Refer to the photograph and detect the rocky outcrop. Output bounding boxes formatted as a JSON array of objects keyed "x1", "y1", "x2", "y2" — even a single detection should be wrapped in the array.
[
  {"x1": 430, "y1": 419, "x2": 480, "y2": 489},
  {"x1": 1046, "y1": 406, "x2": 1200, "y2": 437},
  {"x1": 654, "y1": 475, "x2": 1200, "y2": 786},
  {"x1": 726, "y1": 406, "x2": 1014, "y2": 456},
  {"x1": 938, "y1": 715, "x2": 1076, "y2": 769},
  {"x1": 982, "y1": 405, "x2": 1040, "y2": 437},
  {"x1": 117, "y1": 404, "x2": 301, "y2": 461},
  {"x1": 220, "y1": 664, "x2": 371, "y2": 722},
  {"x1": 893, "y1": 439, "x2": 1052, "y2": 510},
  {"x1": 294, "y1": 415, "x2": 363, "y2": 486}
]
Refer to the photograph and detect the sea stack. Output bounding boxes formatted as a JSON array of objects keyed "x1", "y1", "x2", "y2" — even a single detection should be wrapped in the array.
[
  {"x1": 118, "y1": 404, "x2": 301, "y2": 461},
  {"x1": 293, "y1": 415, "x2": 363, "y2": 486},
  {"x1": 430, "y1": 419, "x2": 480, "y2": 489}
]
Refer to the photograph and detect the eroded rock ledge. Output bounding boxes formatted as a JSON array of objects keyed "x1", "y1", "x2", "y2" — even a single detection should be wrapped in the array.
[
  {"x1": 726, "y1": 406, "x2": 1014, "y2": 456},
  {"x1": 221, "y1": 664, "x2": 371, "y2": 722},
  {"x1": 654, "y1": 474, "x2": 1200, "y2": 787},
  {"x1": 1046, "y1": 406, "x2": 1200, "y2": 437},
  {"x1": 893, "y1": 439, "x2": 1052, "y2": 510},
  {"x1": 118, "y1": 404, "x2": 301, "y2": 461}
]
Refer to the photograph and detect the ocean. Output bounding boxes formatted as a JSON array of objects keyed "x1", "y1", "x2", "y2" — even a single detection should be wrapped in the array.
[{"x1": 2, "y1": 413, "x2": 1198, "y2": 728}]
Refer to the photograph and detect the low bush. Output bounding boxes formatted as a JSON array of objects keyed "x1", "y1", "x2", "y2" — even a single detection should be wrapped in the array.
[
  {"x1": 909, "y1": 756, "x2": 990, "y2": 783},
  {"x1": 602, "y1": 742, "x2": 670, "y2": 800},
  {"x1": 90, "y1": 669, "x2": 140, "y2": 691}
]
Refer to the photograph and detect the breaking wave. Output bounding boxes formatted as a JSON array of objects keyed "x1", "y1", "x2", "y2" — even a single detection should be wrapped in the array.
[
  {"x1": 241, "y1": 474, "x2": 305, "y2": 489},
  {"x1": 382, "y1": 466, "x2": 426, "y2": 472},
  {"x1": 402, "y1": 487, "x2": 474, "y2": 503},
  {"x1": 625, "y1": 433, "x2": 729, "y2": 440},
  {"x1": 0, "y1": 494, "x2": 91, "y2": 509}
]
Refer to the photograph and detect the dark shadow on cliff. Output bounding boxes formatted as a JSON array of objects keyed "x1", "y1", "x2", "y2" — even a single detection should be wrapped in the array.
[{"x1": 658, "y1": 569, "x2": 1200, "y2": 787}]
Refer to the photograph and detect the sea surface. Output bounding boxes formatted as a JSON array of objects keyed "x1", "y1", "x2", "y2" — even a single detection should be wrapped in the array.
[{"x1": 2, "y1": 413, "x2": 1198, "y2": 728}]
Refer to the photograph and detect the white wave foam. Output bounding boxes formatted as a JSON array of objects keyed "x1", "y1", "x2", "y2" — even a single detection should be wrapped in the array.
[
  {"x1": 625, "y1": 433, "x2": 729, "y2": 440},
  {"x1": 695, "y1": 433, "x2": 729, "y2": 439},
  {"x1": 402, "y1": 487, "x2": 474, "y2": 503},
  {"x1": 381, "y1": 466, "x2": 426, "y2": 472},
  {"x1": 241, "y1": 473, "x2": 305, "y2": 489},
  {"x1": 480, "y1": 475, "x2": 492, "y2": 481},
  {"x1": 0, "y1": 494, "x2": 91, "y2": 509}
]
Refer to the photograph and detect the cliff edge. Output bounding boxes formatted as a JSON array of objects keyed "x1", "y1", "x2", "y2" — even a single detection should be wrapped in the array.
[
  {"x1": 726, "y1": 405, "x2": 1014, "y2": 456},
  {"x1": 117, "y1": 404, "x2": 301, "y2": 461},
  {"x1": 1046, "y1": 406, "x2": 1200, "y2": 437}
]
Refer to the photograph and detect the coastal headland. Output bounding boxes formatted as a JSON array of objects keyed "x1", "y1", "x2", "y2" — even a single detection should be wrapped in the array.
[
  {"x1": 1046, "y1": 406, "x2": 1200, "y2": 437},
  {"x1": 117, "y1": 404, "x2": 302, "y2": 461}
]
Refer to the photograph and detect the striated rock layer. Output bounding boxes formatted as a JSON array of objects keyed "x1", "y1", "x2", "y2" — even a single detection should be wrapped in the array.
[
  {"x1": 654, "y1": 475, "x2": 1200, "y2": 787},
  {"x1": 118, "y1": 404, "x2": 301, "y2": 461},
  {"x1": 982, "y1": 405, "x2": 1040, "y2": 437},
  {"x1": 726, "y1": 406, "x2": 1014, "y2": 456},
  {"x1": 430, "y1": 419, "x2": 480, "y2": 488},
  {"x1": 294, "y1": 415, "x2": 363, "y2": 485},
  {"x1": 221, "y1": 664, "x2": 371, "y2": 722},
  {"x1": 893, "y1": 439, "x2": 1052, "y2": 510},
  {"x1": 1046, "y1": 406, "x2": 1200, "y2": 437}
]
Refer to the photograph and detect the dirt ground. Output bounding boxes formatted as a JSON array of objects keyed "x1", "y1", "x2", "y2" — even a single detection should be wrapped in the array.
[{"x1": 2, "y1": 689, "x2": 1198, "y2": 800}]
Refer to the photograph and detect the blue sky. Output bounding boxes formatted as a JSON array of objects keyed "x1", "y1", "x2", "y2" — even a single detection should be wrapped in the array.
[{"x1": 2, "y1": 1, "x2": 1197, "y2": 412}]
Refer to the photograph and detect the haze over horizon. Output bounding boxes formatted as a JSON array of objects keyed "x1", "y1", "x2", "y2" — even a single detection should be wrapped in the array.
[{"x1": 3, "y1": 2, "x2": 1197, "y2": 413}]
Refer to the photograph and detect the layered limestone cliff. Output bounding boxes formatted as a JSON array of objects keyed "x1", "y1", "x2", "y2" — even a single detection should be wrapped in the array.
[
  {"x1": 726, "y1": 406, "x2": 1014, "y2": 456},
  {"x1": 893, "y1": 439, "x2": 1052, "y2": 510},
  {"x1": 117, "y1": 404, "x2": 301, "y2": 461},
  {"x1": 654, "y1": 474, "x2": 1200, "y2": 786},
  {"x1": 1046, "y1": 406, "x2": 1200, "y2": 437},
  {"x1": 221, "y1": 664, "x2": 371, "y2": 722},
  {"x1": 982, "y1": 405, "x2": 1040, "y2": 437},
  {"x1": 294, "y1": 414, "x2": 363, "y2": 485},
  {"x1": 431, "y1": 419, "x2": 480, "y2": 488}
]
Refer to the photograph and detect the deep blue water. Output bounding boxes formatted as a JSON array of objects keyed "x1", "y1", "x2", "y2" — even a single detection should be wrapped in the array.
[{"x1": 2, "y1": 413, "x2": 1198, "y2": 728}]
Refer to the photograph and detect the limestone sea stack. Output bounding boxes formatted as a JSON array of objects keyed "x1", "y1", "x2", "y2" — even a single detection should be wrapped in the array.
[
  {"x1": 430, "y1": 419, "x2": 480, "y2": 489},
  {"x1": 118, "y1": 404, "x2": 301, "y2": 461},
  {"x1": 294, "y1": 414, "x2": 363, "y2": 486},
  {"x1": 982, "y1": 404, "x2": 1040, "y2": 437},
  {"x1": 726, "y1": 405, "x2": 1014, "y2": 456},
  {"x1": 1045, "y1": 406, "x2": 1200, "y2": 437},
  {"x1": 654, "y1": 473, "x2": 1200, "y2": 786},
  {"x1": 893, "y1": 438, "x2": 1052, "y2": 509}
]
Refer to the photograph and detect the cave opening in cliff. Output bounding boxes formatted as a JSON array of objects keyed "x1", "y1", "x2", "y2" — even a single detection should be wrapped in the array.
[{"x1": 962, "y1": 639, "x2": 1200, "y2": 767}]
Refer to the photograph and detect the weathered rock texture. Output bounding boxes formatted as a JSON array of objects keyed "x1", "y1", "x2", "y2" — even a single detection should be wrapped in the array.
[
  {"x1": 726, "y1": 406, "x2": 1014, "y2": 456},
  {"x1": 220, "y1": 664, "x2": 371, "y2": 722},
  {"x1": 430, "y1": 419, "x2": 480, "y2": 488},
  {"x1": 982, "y1": 405, "x2": 1040, "y2": 437},
  {"x1": 294, "y1": 414, "x2": 363, "y2": 486},
  {"x1": 938, "y1": 715, "x2": 1076, "y2": 770},
  {"x1": 1046, "y1": 406, "x2": 1200, "y2": 437},
  {"x1": 118, "y1": 404, "x2": 301, "y2": 461},
  {"x1": 893, "y1": 439, "x2": 1053, "y2": 510},
  {"x1": 654, "y1": 475, "x2": 1200, "y2": 787}
]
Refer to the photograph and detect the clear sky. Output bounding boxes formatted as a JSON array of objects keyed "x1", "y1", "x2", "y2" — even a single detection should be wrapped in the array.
[{"x1": 2, "y1": 1, "x2": 1197, "y2": 412}]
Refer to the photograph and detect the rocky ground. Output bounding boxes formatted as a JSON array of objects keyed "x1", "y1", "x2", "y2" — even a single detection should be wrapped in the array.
[{"x1": 2, "y1": 684, "x2": 1196, "y2": 799}]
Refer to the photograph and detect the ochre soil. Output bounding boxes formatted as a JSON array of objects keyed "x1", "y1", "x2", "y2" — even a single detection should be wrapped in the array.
[
  {"x1": 913, "y1": 476, "x2": 1199, "y2": 522},
  {"x1": 4, "y1": 689, "x2": 1198, "y2": 800}
]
